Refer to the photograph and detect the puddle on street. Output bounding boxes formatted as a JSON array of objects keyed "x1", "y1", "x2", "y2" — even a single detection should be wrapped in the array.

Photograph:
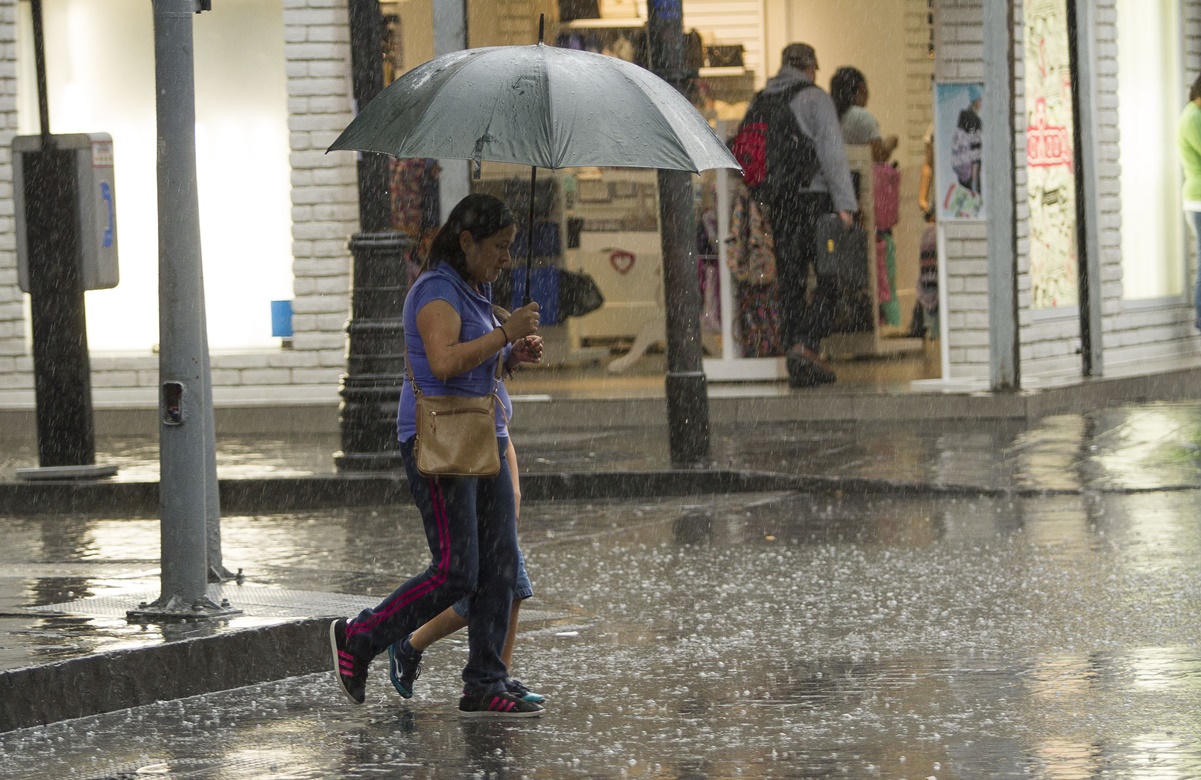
[{"x1": 1, "y1": 486, "x2": 1200, "y2": 777}]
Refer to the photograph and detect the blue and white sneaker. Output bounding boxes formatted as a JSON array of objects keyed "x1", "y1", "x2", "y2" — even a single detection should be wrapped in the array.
[
  {"x1": 505, "y1": 677, "x2": 546, "y2": 704},
  {"x1": 388, "y1": 636, "x2": 422, "y2": 699}
]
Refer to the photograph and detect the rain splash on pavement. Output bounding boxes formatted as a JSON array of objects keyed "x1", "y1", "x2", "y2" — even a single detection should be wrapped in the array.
[{"x1": 2, "y1": 483, "x2": 1200, "y2": 778}]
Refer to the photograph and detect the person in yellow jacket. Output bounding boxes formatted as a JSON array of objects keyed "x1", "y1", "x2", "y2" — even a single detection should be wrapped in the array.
[{"x1": 1177, "y1": 74, "x2": 1201, "y2": 331}]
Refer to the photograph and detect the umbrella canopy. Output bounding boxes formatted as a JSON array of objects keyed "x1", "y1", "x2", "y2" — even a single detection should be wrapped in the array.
[{"x1": 328, "y1": 43, "x2": 740, "y2": 174}]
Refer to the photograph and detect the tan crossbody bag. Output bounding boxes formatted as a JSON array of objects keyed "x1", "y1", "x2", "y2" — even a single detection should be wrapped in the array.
[{"x1": 406, "y1": 344, "x2": 507, "y2": 478}]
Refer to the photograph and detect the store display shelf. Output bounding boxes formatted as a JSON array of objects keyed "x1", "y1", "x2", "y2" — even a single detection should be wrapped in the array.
[
  {"x1": 560, "y1": 17, "x2": 643, "y2": 29},
  {"x1": 698, "y1": 66, "x2": 745, "y2": 78}
]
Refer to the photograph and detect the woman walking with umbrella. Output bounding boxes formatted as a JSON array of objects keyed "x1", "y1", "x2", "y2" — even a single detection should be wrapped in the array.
[{"x1": 330, "y1": 194, "x2": 545, "y2": 716}]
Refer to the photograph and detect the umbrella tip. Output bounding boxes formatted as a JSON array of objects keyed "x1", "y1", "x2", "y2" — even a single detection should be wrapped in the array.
[{"x1": 538, "y1": 13, "x2": 545, "y2": 44}]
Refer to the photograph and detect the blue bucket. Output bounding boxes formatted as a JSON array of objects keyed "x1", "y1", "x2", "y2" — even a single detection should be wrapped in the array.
[{"x1": 270, "y1": 300, "x2": 293, "y2": 338}]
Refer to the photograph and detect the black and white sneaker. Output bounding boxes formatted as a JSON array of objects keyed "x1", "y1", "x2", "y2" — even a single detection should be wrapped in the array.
[
  {"x1": 329, "y1": 618, "x2": 368, "y2": 705},
  {"x1": 458, "y1": 690, "x2": 544, "y2": 718}
]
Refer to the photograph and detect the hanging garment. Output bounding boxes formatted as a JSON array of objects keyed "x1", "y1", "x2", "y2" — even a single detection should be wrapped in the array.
[
  {"x1": 873, "y1": 163, "x2": 901, "y2": 231},
  {"x1": 877, "y1": 232, "x2": 900, "y2": 326},
  {"x1": 726, "y1": 182, "x2": 777, "y2": 285},
  {"x1": 390, "y1": 158, "x2": 441, "y2": 237},
  {"x1": 736, "y1": 282, "x2": 783, "y2": 357},
  {"x1": 911, "y1": 223, "x2": 939, "y2": 338}
]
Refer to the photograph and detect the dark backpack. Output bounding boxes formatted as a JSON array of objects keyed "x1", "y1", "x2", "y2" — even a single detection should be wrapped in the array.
[{"x1": 729, "y1": 82, "x2": 819, "y2": 198}]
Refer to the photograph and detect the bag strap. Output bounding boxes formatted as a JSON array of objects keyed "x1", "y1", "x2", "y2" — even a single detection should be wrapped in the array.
[{"x1": 404, "y1": 332, "x2": 506, "y2": 401}]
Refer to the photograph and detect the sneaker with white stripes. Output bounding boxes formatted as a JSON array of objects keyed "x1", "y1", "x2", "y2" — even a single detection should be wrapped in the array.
[
  {"x1": 329, "y1": 618, "x2": 368, "y2": 705},
  {"x1": 458, "y1": 689, "x2": 544, "y2": 718}
]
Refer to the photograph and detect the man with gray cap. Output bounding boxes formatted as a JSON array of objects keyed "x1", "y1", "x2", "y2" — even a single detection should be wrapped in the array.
[{"x1": 761, "y1": 42, "x2": 857, "y2": 387}]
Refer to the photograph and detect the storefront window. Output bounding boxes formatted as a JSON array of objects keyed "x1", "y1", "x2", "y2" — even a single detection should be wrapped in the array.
[
  {"x1": 16, "y1": 0, "x2": 292, "y2": 352},
  {"x1": 1116, "y1": 0, "x2": 1184, "y2": 301}
]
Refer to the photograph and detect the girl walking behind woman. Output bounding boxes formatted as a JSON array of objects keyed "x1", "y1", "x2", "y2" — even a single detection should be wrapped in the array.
[
  {"x1": 330, "y1": 193, "x2": 545, "y2": 717},
  {"x1": 388, "y1": 434, "x2": 546, "y2": 705}
]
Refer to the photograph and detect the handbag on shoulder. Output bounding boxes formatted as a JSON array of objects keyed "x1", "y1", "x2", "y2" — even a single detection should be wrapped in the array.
[{"x1": 408, "y1": 348, "x2": 506, "y2": 478}]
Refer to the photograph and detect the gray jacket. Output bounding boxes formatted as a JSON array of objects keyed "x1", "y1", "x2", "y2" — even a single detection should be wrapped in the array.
[{"x1": 762, "y1": 65, "x2": 858, "y2": 213}]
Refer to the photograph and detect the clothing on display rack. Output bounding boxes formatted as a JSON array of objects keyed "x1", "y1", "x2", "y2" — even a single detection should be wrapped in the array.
[
  {"x1": 390, "y1": 158, "x2": 440, "y2": 238},
  {"x1": 726, "y1": 182, "x2": 783, "y2": 355},
  {"x1": 911, "y1": 223, "x2": 939, "y2": 338}
]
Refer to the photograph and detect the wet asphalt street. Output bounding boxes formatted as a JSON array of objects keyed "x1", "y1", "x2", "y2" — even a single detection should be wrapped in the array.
[{"x1": 2, "y1": 479, "x2": 1200, "y2": 778}]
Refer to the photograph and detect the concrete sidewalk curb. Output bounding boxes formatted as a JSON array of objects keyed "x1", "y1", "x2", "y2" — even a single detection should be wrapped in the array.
[
  {"x1": 0, "y1": 470, "x2": 847, "y2": 515},
  {"x1": 0, "y1": 618, "x2": 330, "y2": 734},
  {"x1": 1, "y1": 470, "x2": 1196, "y2": 517}
]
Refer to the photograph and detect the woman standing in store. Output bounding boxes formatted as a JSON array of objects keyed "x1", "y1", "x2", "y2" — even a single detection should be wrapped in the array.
[
  {"x1": 1178, "y1": 73, "x2": 1201, "y2": 332},
  {"x1": 830, "y1": 66, "x2": 898, "y2": 163},
  {"x1": 329, "y1": 193, "x2": 545, "y2": 717}
]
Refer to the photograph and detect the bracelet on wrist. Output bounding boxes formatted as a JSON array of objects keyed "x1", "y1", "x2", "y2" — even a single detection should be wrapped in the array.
[{"x1": 497, "y1": 324, "x2": 510, "y2": 344}]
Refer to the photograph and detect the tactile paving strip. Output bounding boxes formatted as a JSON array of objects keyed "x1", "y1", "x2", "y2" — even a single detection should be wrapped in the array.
[{"x1": 27, "y1": 584, "x2": 376, "y2": 619}]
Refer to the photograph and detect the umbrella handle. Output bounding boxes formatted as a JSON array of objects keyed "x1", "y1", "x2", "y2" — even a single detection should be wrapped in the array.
[
  {"x1": 525, "y1": 165, "x2": 536, "y2": 305},
  {"x1": 524, "y1": 6, "x2": 544, "y2": 313}
]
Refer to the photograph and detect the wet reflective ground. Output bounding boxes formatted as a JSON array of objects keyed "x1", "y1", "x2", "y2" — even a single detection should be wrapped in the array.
[
  {"x1": 2, "y1": 486, "x2": 1200, "y2": 778},
  {"x1": 4, "y1": 401, "x2": 1201, "y2": 492}
]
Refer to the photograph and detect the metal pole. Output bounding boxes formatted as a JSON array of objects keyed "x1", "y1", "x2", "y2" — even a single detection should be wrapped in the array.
[
  {"x1": 523, "y1": 14, "x2": 544, "y2": 305},
  {"x1": 647, "y1": 0, "x2": 710, "y2": 467},
  {"x1": 201, "y1": 297, "x2": 238, "y2": 582},
  {"x1": 31, "y1": 0, "x2": 50, "y2": 147},
  {"x1": 524, "y1": 164, "x2": 536, "y2": 304},
  {"x1": 434, "y1": 0, "x2": 470, "y2": 220},
  {"x1": 130, "y1": 0, "x2": 237, "y2": 621},
  {"x1": 347, "y1": 0, "x2": 390, "y2": 235},
  {"x1": 983, "y1": 0, "x2": 1020, "y2": 391},
  {"x1": 335, "y1": 0, "x2": 413, "y2": 472},
  {"x1": 22, "y1": 0, "x2": 99, "y2": 472},
  {"x1": 1069, "y1": 0, "x2": 1104, "y2": 377}
]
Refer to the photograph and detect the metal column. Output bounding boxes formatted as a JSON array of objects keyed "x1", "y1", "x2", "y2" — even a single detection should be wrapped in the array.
[
  {"x1": 21, "y1": 0, "x2": 101, "y2": 475},
  {"x1": 983, "y1": 0, "x2": 1020, "y2": 391},
  {"x1": 129, "y1": 0, "x2": 238, "y2": 621},
  {"x1": 335, "y1": 0, "x2": 413, "y2": 472},
  {"x1": 647, "y1": 0, "x2": 711, "y2": 467},
  {"x1": 434, "y1": 0, "x2": 470, "y2": 219},
  {"x1": 1069, "y1": 0, "x2": 1104, "y2": 377}
]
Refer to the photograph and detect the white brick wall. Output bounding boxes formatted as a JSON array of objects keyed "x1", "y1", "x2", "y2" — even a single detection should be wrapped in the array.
[
  {"x1": 0, "y1": 0, "x2": 356, "y2": 404},
  {"x1": 933, "y1": 0, "x2": 1201, "y2": 383},
  {"x1": 107, "y1": 0, "x2": 354, "y2": 396},
  {"x1": 1094, "y1": 0, "x2": 1124, "y2": 340},
  {"x1": 0, "y1": 0, "x2": 24, "y2": 392},
  {"x1": 935, "y1": 0, "x2": 991, "y2": 379},
  {"x1": 285, "y1": 0, "x2": 356, "y2": 374},
  {"x1": 936, "y1": 0, "x2": 1085, "y2": 381}
]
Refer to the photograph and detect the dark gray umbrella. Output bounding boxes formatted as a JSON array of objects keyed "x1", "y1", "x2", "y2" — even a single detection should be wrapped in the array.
[{"x1": 328, "y1": 23, "x2": 739, "y2": 302}]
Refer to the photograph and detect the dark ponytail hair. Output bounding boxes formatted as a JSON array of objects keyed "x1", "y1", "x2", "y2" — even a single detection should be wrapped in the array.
[
  {"x1": 830, "y1": 66, "x2": 867, "y2": 120},
  {"x1": 425, "y1": 193, "x2": 516, "y2": 278},
  {"x1": 1191, "y1": 73, "x2": 1201, "y2": 103}
]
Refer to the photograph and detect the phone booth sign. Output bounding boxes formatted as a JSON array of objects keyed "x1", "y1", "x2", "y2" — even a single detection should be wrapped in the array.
[{"x1": 13, "y1": 132, "x2": 119, "y2": 292}]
